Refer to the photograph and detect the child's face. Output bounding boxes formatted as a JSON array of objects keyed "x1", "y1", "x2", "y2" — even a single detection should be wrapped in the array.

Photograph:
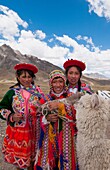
[
  {"x1": 17, "y1": 71, "x2": 33, "y2": 88},
  {"x1": 67, "y1": 66, "x2": 80, "y2": 86},
  {"x1": 52, "y1": 77, "x2": 65, "y2": 94}
]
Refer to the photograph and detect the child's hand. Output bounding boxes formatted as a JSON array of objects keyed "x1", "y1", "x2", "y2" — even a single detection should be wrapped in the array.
[
  {"x1": 48, "y1": 101, "x2": 59, "y2": 111},
  {"x1": 46, "y1": 113, "x2": 58, "y2": 122},
  {"x1": 12, "y1": 113, "x2": 24, "y2": 122}
]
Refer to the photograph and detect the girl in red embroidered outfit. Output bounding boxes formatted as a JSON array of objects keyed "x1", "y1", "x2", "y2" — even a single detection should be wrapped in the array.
[
  {"x1": 63, "y1": 59, "x2": 93, "y2": 170},
  {"x1": 0, "y1": 63, "x2": 44, "y2": 170},
  {"x1": 34, "y1": 70, "x2": 77, "y2": 170}
]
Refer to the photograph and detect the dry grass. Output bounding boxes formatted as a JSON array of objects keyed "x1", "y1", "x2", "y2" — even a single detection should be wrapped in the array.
[{"x1": 91, "y1": 84, "x2": 110, "y2": 92}]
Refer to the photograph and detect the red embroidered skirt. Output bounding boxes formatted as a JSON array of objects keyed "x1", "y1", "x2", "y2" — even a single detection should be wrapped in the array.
[{"x1": 2, "y1": 122, "x2": 36, "y2": 168}]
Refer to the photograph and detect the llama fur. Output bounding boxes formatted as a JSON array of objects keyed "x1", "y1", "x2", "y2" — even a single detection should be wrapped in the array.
[{"x1": 75, "y1": 93, "x2": 110, "y2": 170}]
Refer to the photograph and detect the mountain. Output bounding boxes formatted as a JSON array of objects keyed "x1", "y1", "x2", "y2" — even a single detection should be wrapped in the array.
[
  {"x1": 0, "y1": 44, "x2": 110, "y2": 97},
  {"x1": 84, "y1": 73, "x2": 108, "y2": 79},
  {"x1": 0, "y1": 44, "x2": 62, "y2": 80}
]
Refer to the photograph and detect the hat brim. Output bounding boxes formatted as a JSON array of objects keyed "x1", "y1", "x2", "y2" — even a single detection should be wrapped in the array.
[
  {"x1": 63, "y1": 59, "x2": 86, "y2": 71},
  {"x1": 14, "y1": 63, "x2": 38, "y2": 74}
]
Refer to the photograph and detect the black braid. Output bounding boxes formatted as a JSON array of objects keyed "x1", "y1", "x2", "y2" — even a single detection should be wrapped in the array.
[{"x1": 78, "y1": 79, "x2": 81, "y2": 92}]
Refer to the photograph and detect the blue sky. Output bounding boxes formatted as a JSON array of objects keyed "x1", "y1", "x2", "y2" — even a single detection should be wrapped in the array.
[{"x1": 0, "y1": 0, "x2": 110, "y2": 78}]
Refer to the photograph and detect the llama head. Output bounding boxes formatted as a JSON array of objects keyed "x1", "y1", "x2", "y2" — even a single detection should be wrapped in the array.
[{"x1": 75, "y1": 93, "x2": 102, "y2": 110}]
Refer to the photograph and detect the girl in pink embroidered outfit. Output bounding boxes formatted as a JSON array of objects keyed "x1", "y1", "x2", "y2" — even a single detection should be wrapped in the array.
[{"x1": 0, "y1": 63, "x2": 44, "y2": 170}]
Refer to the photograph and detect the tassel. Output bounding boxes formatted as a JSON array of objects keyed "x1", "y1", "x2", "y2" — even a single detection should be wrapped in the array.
[
  {"x1": 35, "y1": 149, "x2": 40, "y2": 164},
  {"x1": 49, "y1": 124, "x2": 56, "y2": 143},
  {"x1": 58, "y1": 103, "x2": 66, "y2": 116}
]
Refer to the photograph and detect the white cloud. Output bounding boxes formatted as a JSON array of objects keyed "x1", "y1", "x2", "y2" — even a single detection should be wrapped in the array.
[
  {"x1": 86, "y1": 0, "x2": 110, "y2": 20},
  {"x1": 35, "y1": 30, "x2": 46, "y2": 40},
  {"x1": 0, "y1": 5, "x2": 28, "y2": 40},
  {"x1": 48, "y1": 38, "x2": 53, "y2": 42},
  {"x1": 20, "y1": 30, "x2": 35, "y2": 39},
  {"x1": 76, "y1": 35, "x2": 100, "y2": 52},
  {"x1": 76, "y1": 35, "x2": 94, "y2": 45},
  {"x1": 0, "y1": 5, "x2": 110, "y2": 78},
  {"x1": 14, "y1": 36, "x2": 69, "y2": 67}
]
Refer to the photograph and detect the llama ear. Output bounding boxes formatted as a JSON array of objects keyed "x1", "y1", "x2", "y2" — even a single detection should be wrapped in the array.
[{"x1": 91, "y1": 94, "x2": 100, "y2": 108}]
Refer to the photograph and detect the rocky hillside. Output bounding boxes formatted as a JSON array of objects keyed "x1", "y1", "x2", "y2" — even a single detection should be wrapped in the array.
[{"x1": 0, "y1": 44, "x2": 62, "y2": 80}]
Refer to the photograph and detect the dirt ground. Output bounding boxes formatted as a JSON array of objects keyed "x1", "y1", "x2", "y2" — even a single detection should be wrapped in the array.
[{"x1": 0, "y1": 119, "x2": 15, "y2": 170}]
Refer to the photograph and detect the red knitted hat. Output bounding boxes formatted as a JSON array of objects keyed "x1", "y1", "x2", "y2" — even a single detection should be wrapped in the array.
[
  {"x1": 14, "y1": 63, "x2": 38, "y2": 74},
  {"x1": 63, "y1": 59, "x2": 86, "y2": 71}
]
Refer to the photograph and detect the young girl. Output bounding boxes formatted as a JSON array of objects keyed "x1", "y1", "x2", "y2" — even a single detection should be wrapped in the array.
[
  {"x1": 35, "y1": 70, "x2": 78, "y2": 170},
  {"x1": 0, "y1": 63, "x2": 44, "y2": 170}
]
